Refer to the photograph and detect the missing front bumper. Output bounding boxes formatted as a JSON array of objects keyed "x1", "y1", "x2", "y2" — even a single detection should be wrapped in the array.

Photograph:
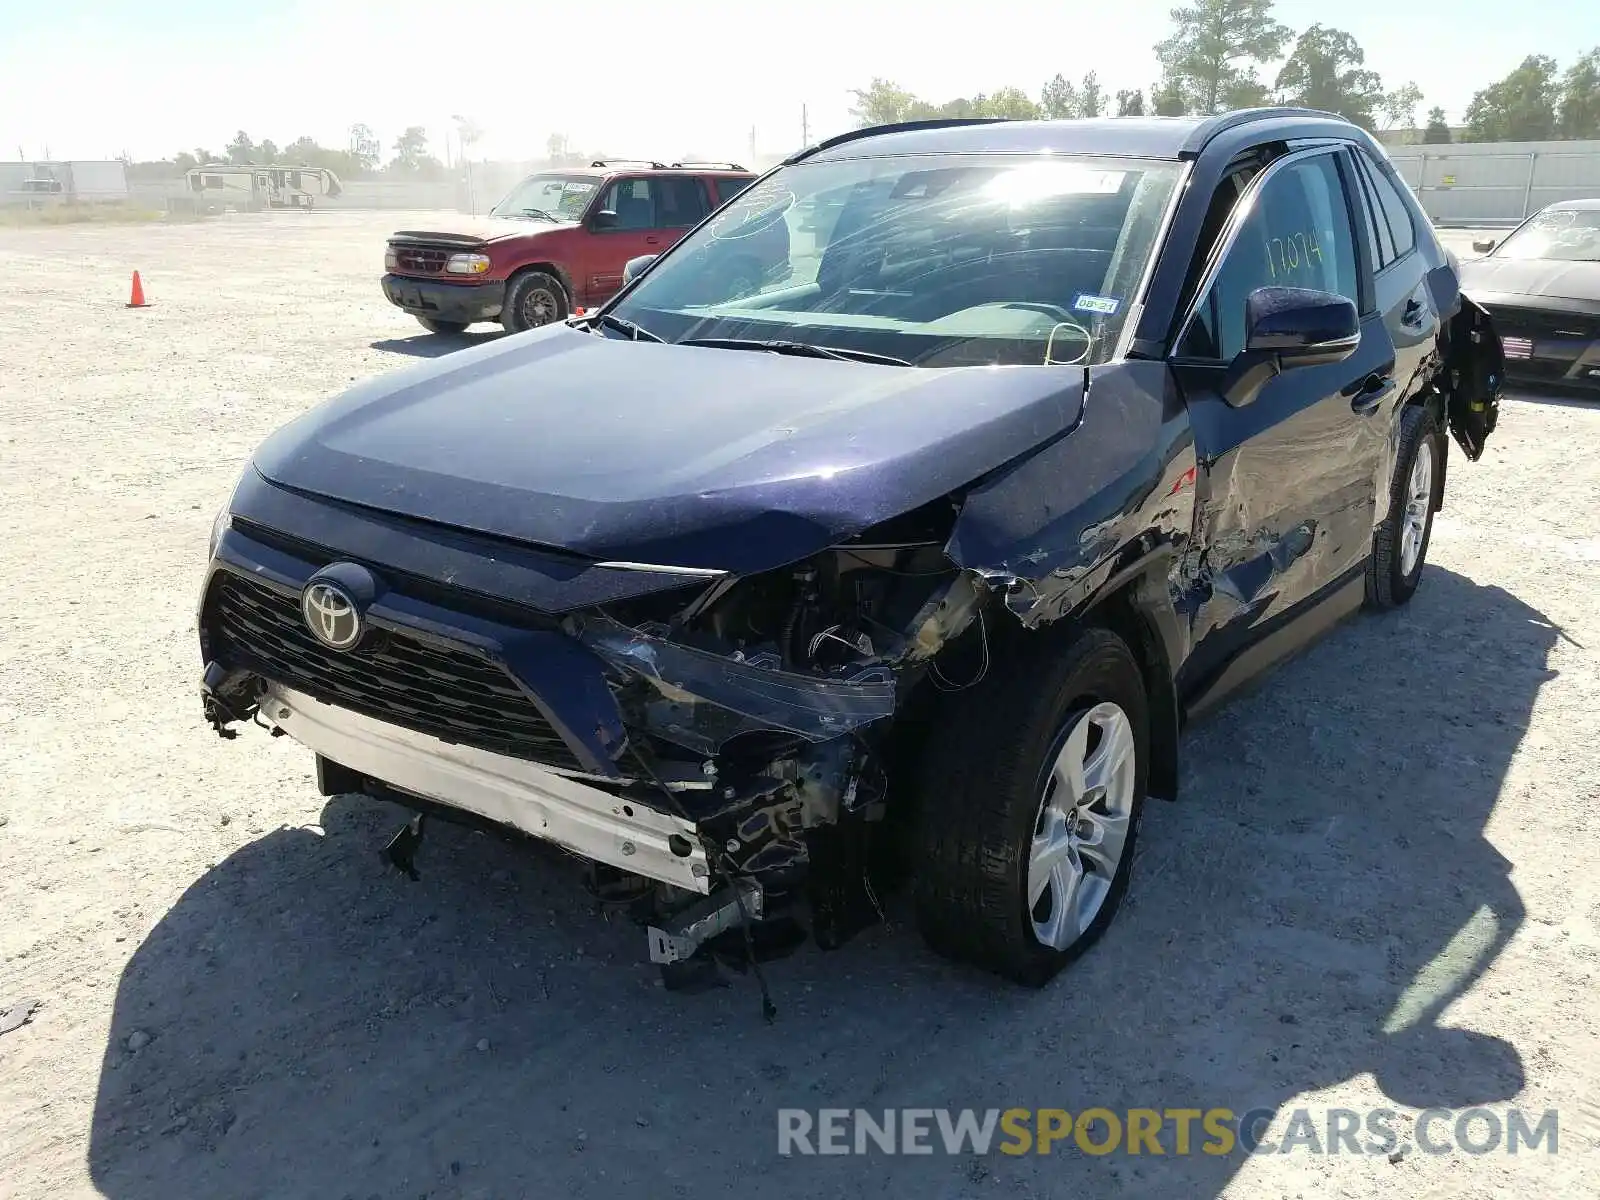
[{"x1": 260, "y1": 683, "x2": 712, "y2": 893}]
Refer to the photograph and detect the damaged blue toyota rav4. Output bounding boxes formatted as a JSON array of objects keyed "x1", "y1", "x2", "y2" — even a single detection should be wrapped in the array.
[{"x1": 200, "y1": 109, "x2": 1503, "y2": 990}]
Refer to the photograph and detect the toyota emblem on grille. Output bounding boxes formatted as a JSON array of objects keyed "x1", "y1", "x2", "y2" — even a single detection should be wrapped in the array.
[{"x1": 302, "y1": 581, "x2": 363, "y2": 650}]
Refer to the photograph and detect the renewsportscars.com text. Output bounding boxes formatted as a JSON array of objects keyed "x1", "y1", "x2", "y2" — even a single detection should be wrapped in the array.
[{"x1": 776, "y1": 1107, "x2": 1560, "y2": 1157}]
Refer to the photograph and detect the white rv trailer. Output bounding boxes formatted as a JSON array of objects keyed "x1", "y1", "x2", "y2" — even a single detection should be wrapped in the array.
[{"x1": 185, "y1": 164, "x2": 343, "y2": 210}]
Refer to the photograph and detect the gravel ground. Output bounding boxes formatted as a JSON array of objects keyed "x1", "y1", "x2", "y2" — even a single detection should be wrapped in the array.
[{"x1": 1, "y1": 212, "x2": 1598, "y2": 1200}]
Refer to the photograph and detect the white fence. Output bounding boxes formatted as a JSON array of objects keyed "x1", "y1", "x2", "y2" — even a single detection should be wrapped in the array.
[{"x1": 1389, "y1": 140, "x2": 1600, "y2": 226}]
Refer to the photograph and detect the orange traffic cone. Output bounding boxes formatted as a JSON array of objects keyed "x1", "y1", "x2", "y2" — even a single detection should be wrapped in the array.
[{"x1": 126, "y1": 271, "x2": 149, "y2": 308}]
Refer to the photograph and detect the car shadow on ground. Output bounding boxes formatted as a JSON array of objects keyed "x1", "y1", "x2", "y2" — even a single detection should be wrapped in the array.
[
  {"x1": 89, "y1": 567, "x2": 1556, "y2": 1199},
  {"x1": 370, "y1": 331, "x2": 503, "y2": 359}
]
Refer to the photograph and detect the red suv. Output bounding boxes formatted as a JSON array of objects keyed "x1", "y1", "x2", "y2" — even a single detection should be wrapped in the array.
[{"x1": 382, "y1": 161, "x2": 761, "y2": 335}]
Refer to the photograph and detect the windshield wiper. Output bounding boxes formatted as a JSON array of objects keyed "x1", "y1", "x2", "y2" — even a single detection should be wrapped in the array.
[
  {"x1": 592, "y1": 313, "x2": 664, "y2": 342},
  {"x1": 677, "y1": 338, "x2": 910, "y2": 366}
]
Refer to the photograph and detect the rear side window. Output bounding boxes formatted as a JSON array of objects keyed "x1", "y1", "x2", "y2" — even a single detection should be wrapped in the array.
[
  {"x1": 1353, "y1": 150, "x2": 1415, "y2": 266},
  {"x1": 1179, "y1": 152, "x2": 1359, "y2": 362},
  {"x1": 655, "y1": 177, "x2": 711, "y2": 228},
  {"x1": 716, "y1": 176, "x2": 755, "y2": 204}
]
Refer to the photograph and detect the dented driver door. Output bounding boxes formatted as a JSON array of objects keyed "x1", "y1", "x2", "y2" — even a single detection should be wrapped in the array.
[{"x1": 1169, "y1": 147, "x2": 1396, "y2": 711}]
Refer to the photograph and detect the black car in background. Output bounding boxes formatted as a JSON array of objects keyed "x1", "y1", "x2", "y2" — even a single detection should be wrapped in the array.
[
  {"x1": 199, "y1": 109, "x2": 1504, "y2": 989},
  {"x1": 1461, "y1": 199, "x2": 1600, "y2": 391}
]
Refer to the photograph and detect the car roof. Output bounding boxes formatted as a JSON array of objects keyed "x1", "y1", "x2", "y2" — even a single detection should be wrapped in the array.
[
  {"x1": 795, "y1": 108, "x2": 1367, "y2": 165},
  {"x1": 1544, "y1": 198, "x2": 1600, "y2": 211},
  {"x1": 535, "y1": 162, "x2": 752, "y2": 178}
]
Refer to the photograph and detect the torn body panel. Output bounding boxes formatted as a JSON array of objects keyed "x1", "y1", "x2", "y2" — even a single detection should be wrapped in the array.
[{"x1": 945, "y1": 362, "x2": 1197, "y2": 634}]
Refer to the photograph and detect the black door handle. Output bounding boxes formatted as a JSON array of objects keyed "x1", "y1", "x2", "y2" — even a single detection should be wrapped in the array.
[{"x1": 1351, "y1": 375, "x2": 1396, "y2": 414}]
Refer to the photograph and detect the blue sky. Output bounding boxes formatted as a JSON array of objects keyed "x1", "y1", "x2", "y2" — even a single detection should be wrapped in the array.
[{"x1": 1, "y1": 0, "x2": 1596, "y2": 165}]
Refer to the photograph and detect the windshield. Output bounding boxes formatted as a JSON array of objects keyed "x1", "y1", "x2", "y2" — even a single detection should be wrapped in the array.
[
  {"x1": 1494, "y1": 207, "x2": 1600, "y2": 262},
  {"x1": 489, "y1": 173, "x2": 599, "y2": 221},
  {"x1": 609, "y1": 153, "x2": 1182, "y2": 368}
]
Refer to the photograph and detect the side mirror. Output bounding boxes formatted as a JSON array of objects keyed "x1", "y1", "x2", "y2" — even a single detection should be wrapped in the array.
[
  {"x1": 622, "y1": 253, "x2": 658, "y2": 285},
  {"x1": 590, "y1": 209, "x2": 619, "y2": 230},
  {"x1": 1222, "y1": 286, "x2": 1361, "y2": 407},
  {"x1": 1471, "y1": 238, "x2": 1496, "y2": 254}
]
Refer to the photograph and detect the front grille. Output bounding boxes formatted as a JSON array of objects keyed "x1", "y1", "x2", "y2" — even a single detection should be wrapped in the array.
[
  {"x1": 392, "y1": 245, "x2": 450, "y2": 274},
  {"x1": 209, "y1": 573, "x2": 584, "y2": 771}
]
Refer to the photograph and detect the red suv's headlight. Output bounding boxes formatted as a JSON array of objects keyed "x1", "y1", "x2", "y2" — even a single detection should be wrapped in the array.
[{"x1": 445, "y1": 253, "x2": 492, "y2": 275}]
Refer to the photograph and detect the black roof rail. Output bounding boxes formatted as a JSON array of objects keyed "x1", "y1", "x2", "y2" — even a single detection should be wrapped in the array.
[
  {"x1": 783, "y1": 117, "x2": 1008, "y2": 165},
  {"x1": 1177, "y1": 106, "x2": 1350, "y2": 158},
  {"x1": 669, "y1": 161, "x2": 747, "y2": 171},
  {"x1": 590, "y1": 158, "x2": 666, "y2": 169}
]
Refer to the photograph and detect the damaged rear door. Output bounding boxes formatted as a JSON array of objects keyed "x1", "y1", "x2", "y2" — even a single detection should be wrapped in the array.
[{"x1": 1167, "y1": 146, "x2": 1395, "y2": 707}]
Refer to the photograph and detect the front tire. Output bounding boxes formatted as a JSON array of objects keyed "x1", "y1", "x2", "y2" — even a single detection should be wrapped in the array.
[
  {"x1": 415, "y1": 316, "x2": 469, "y2": 335},
  {"x1": 1366, "y1": 405, "x2": 1444, "y2": 609},
  {"x1": 501, "y1": 270, "x2": 568, "y2": 333},
  {"x1": 913, "y1": 626, "x2": 1149, "y2": 986}
]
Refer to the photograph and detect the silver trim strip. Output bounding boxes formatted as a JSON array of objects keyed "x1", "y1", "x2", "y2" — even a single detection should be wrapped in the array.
[
  {"x1": 262, "y1": 684, "x2": 711, "y2": 893},
  {"x1": 595, "y1": 561, "x2": 729, "y2": 577}
]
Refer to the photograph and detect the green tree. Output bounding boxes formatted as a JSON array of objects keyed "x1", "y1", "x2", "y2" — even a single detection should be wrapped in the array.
[
  {"x1": 1556, "y1": 47, "x2": 1600, "y2": 139},
  {"x1": 1274, "y1": 24, "x2": 1385, "y2": 129},
  {"x1": 1151, "y1": 79, "x2": 1188, "y2": 116},
  {"x1": 387, "y1": 125, "x2": 442, "y2": 175},
  {"x1": 1116, "y1": 88, "x2": 1146, "y2": 116},
  {"x1": 1040, "y1": 73, "x2": 1081, "y2": 118},
  {"x1": 192, "y1": 147, "x2": 216, "y2": 166},
  {"x1": 174, "y1": 150, "x2": 199, "y2": 173},
  {"x1": 975, "y1": 86, "x2": 1040, "y2": 120},
  {"x1": 849, "y1": 78, "x2": 922, "y2": 126},
  {"x1": 225, "y1": 130, "x2": 255, "y2": 164},
  {"x1": 257, "y1": 138, "x2": 280, "y2": 164},
  {"x1": 1464, "y1": 55, "x2": 1559, "y2": 142},
  {"x1": 1079, "y1": 71, "x2": 1105, "y2": 117},
  {"x1": 1154, "y1": 0, "x2": 1291, "y2": 115},
  {"x1": 1040, "y1": 72, "x2": 1102, "y2": 118},
  {"x1": 348, "y1": 123, "x2": 380, "y2": 172},
  {"x1": 1379, "y1": 81, "x2": 1424, "y2": 135},
  {"x1": 1423, "y1": 106, "x2": 1452, "y2": 143}
]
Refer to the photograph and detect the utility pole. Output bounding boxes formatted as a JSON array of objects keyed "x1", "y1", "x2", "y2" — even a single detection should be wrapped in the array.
[
  {"x1": 802, "y1": 104, "x2": 809, "y2": 146},
  {"x1": 749, "y1": 125, "x2": 757, "y2": 165}
]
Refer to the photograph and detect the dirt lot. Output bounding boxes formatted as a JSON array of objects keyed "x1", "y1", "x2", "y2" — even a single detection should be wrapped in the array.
[{"x1": 1, "y1": 211, "x2": 1598, "y2": 1200}]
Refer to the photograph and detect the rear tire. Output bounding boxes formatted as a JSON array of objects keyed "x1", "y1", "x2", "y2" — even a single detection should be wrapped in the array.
[
  {"x1": 913, "y1": 625, "x2": 1149, "y2": 986},
  {"x1": 415, "y1": 316, "x2": 469, "y2": 335},
  {"x1": 501, "y1": 270, "x2": 568, "y2": 333},
  {"x1": 1366, "y1": 405, "x2": 1444, "y2": 609}
]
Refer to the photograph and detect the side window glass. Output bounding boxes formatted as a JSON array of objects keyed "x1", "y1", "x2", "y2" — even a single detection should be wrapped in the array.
[
  {"x1": 1345, "y1": 151, "x2": 1383, "y2": 276},
  {"x1": 600, "y1": 179, "x2": 656, "y2": 230},
  {"x1": 1353, "y1": 152, "x2": 1396, "y2": 266},
  {"x1": 716, "y1": 177, "x2": 754, "y2": 205},
  {"x1": 653, "y1": 177, "x2": 710, "y2": 228},
  {"x1": 1179, "y1": 153, "x2": 1360, "y2": 362},
  {"x1": 1362, "y1": 151, "x2": 1416, "y2": 260}
]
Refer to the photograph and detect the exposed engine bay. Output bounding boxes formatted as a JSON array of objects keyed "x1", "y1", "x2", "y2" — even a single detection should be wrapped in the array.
[{"x1": 561, "y1": 504, "x2": 994, "y2": 992}]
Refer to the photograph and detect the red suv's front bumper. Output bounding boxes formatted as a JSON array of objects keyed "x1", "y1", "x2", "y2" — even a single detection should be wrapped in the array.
[{"x1": 382, "y1": 274, "x2": 506, "y2": 325}]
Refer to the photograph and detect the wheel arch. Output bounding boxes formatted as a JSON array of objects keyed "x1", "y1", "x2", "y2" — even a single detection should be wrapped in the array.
[
  {"x1": 1070, "y1": 563, "x2": 1183, "y2": 803},
  {"x1": 507, "y1": 261, "x2": 574, "y2": 307}
]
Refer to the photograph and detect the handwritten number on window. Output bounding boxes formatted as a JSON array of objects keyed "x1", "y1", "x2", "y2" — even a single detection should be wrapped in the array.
[{"x1": 1264, "y1": 229, "x2": 1326, "y2": 281}]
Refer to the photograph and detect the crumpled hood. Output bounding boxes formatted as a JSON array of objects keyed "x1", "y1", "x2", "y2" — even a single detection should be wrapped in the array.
[
  {"x1": 389, "y1": 214, "x2": 573, "y2": 244},
  {"x1": 1459, "y1": 256, "x2": 1600, "y2": 304},
  {"x1": 250, "y1": 325, "x2": 1087, "y2": 573}
]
